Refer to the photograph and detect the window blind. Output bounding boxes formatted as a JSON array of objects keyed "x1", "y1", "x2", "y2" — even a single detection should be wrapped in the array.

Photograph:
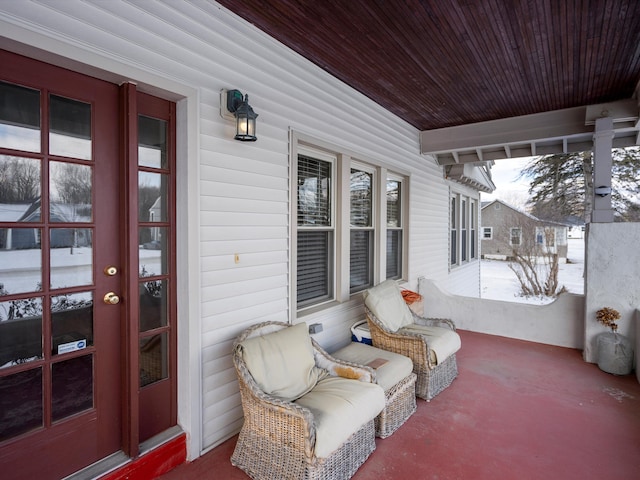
[
  {"x1": 298, "y1": 155, "x2": 331, "y2": 226},
  {"x1": 297, "y1": 230, "x2": 332, "y2": 306},
  {"x1": 350, "y1": 230, "x2": 372, "y2": 293},
  {"x1": 386, "y1": 230, "x2": 402, "y2": 279}
]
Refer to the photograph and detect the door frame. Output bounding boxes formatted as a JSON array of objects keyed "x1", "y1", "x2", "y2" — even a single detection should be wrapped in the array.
[{"x1": 0, "y1": 33, "x2": 202, "y2": 462}]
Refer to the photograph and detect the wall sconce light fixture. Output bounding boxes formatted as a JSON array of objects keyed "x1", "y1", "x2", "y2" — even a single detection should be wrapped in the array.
[
  {"x1": 223, "y1": 89, "x2": 258, "y2": 142},
  {"x1": 594, "y1": 186, "x2": 612, "y2": 197}
]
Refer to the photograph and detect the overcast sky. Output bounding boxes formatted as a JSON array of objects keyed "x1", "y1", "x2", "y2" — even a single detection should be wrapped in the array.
[{"x1": 480, "y1": 156, "x2": 535, "y2": 208}]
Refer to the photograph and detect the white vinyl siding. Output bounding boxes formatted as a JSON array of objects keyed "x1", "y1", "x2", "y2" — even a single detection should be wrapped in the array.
[{"x1": 0, "y1": 0, "x2": 485, "y2": 458}]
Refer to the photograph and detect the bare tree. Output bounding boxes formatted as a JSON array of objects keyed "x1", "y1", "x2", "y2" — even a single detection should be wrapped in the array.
[
  {"x1": 0, "y1": 156, "x2": 40, "y2": 203},
  {"x1": 493, "y1": 209, "x2": 566, "y2": 299},
  {"x1": 51, "y1": 162, "x2": 91, "y2": 204}
]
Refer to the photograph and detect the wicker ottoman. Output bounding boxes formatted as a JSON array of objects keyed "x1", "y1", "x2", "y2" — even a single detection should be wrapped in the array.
[{"x1": 332, "y1": 342, "x2": 417, "y2": 438}]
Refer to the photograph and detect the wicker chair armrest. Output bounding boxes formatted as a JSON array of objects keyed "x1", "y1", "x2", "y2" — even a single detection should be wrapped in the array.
[
  {"x1": 233, "y1": 352, "x2": 318, "y2": 458},
  {"x1": 412, "y1": 311, "x2": 456, "y2": 331},
  {"x1": 312, "y1": 339, "x2": 376, "y2": 383},
  {"x1": 365, "y1": 308, "x2": 430, "y2": 368}
]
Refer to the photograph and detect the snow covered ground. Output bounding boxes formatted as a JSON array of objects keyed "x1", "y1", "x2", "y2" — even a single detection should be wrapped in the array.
[{"x1": 481, "y1": 238, "x2": 585, "y2": 305}]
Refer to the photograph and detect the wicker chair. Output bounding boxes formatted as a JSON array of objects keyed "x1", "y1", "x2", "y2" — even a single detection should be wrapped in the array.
[
  {"x1": 231, "y1": 321, "x2": 385, "y2": 480},
  {"x1": 363, "y1": 280, "x2": 461, "y2": 401}
]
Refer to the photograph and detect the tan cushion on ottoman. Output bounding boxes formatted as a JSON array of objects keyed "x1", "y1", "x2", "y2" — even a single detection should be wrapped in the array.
[
  {"x1": 332, "y1": 342, "x2": 413, "y2": 392},
  {"x1": 294, "y1": 376, "x2": 384, "y2": 458}
]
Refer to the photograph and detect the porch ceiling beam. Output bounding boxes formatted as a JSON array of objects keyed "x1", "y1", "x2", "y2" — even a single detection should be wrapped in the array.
[{"x1": 421, "y1": 99, "x2": 639, "y2": 165}]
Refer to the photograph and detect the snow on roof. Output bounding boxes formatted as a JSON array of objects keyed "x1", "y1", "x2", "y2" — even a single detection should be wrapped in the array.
[{"x1": 0, "y1": 204, "x2": 31, "y2": 222}]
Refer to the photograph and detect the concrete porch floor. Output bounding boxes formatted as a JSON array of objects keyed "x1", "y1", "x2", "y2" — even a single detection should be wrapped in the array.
[{"x1": 160, "y1": 330, "x2": 640, "y2": 480}]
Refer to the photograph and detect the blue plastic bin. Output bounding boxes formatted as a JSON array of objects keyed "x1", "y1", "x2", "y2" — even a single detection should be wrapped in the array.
[{"x1": 350, "y1": 320, "x2": 372, "y2": 345}]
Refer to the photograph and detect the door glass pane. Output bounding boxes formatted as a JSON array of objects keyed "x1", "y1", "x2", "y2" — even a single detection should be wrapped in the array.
[
  {"x1": 139, "y1": 171, "x2": 167, "y2": 222},
  {"x1": 0, "y1": 297, "x2": 43, "y2": 368},
  {"x1": 0, "y1": 228, "x2": 42, "y2": 295},
  {"x1": 52, "y1": 291, "x2": 93, "y2": 356},
  {"x1": 0, "y1": 155, "x2": 41, "y2": 220},
  {"x1": 140, "y1": 280, "x2": 168, "y2": 332},
  {"x1": 140, "y1": 333, "x2": 168, "y2": 387},
  {"x1": 50, "y1": 228, "x2": 93, "y2": 289},
  {"x1": 49, "y1": 95, "x2": 91, "y2": 160},
  {"x1": 0, "y1": 81, "x2": 40, "y2": 152},
  {"x1": 139, "y1": 226, "x2": 168, "y2": 276},
  {"x1": 138, "y1": 115, "x2": 167, "y2": 169},
  {"x1": 52, "y1": 354, "x2": 93, "y2": 421},
  {"x1": 50, "y1": 161, "x2": 92, "y2": 222},
  {"x1": 0, "y1": 367, "x2": 43, "y2": 440}
]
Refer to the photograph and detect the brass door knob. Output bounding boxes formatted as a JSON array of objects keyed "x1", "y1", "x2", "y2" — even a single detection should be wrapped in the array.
[
  {"x1": 103, "y1": 292, "x2": 120, "y2": 305},
  {"x1": 104, "y1": 266, "x2": 118, "y2": 276}
]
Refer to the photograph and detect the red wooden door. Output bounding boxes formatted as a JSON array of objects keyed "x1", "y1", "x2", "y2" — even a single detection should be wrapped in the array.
[{"x1": 0, "y1": 50, "x2": 122, "y2": 480}]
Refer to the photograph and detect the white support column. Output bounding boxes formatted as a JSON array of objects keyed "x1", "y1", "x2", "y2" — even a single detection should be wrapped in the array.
[{"x1": 591, "y1": 116, "x2": 615, "y2": 223}]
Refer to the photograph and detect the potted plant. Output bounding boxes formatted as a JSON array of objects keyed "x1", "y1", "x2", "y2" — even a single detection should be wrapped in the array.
[{"x1": 595, "y1": 307, "x2": 633, "y2": 375}]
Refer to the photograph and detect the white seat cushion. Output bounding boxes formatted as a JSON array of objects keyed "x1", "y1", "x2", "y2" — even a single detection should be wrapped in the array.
[
  {"x1": 294, "y1": 376, "x2": 385, "y2": 458},
  {"x1": 332, "y1": 342, "x2": 413, "y2": 392},
  {"x1": 399, "y1": 324, "x2": 461, "y2": 365},
  {"x1": 238, "y1": 322, "x2": 325, "y2": 401},
  {"x1": 363, "y1": 280, "x2": 414, "y2": 332}
]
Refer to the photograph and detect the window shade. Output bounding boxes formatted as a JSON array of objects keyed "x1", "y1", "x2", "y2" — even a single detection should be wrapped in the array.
[
  {"x1": 386, "y1": 230, "x2": 402, "y2": 279},
  {"x1": 350, "y1": 230, "x2": 372, "y2": 293},
  {"x1": 297, "y1": 230, "x2": 332, "y2": 306},
  {"x1": 298, "y1": 155, "x2": 331, "y2": 226},
  {"x1": 386, "y1": 180, "x2": 400, "y2": 227},
  {"x1": 350, "y1": 169, "x2": 372, "y2": 227}
]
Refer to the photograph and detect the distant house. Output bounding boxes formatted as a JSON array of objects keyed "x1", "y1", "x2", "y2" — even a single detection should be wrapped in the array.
[
  {"x1": 481, "y1": 199, "x2": 568, "y2": 262},
  {"x1": 565, "y1": 215, "x2": 586, "y2": 239},
  {"x1": 0, "y1": 198, "x2": 92, "y2": 250}
]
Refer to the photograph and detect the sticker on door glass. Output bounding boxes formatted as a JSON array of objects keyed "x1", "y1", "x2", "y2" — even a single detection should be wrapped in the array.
[{"x1": 57, "y1": 339, "x2": 87, "y2": 355}]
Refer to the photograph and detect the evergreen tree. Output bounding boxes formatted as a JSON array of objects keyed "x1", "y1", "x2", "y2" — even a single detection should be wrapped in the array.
[{"x1": 519, "y1": 147, "x2": 640, "y2": 222}]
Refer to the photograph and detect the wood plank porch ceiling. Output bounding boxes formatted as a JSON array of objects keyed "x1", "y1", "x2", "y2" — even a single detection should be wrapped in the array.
[{"x1": 217, "y1": 0, "x2": 640, "y2": 162}]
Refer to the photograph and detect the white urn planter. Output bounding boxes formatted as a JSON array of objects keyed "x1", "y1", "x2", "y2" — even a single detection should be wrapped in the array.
[{"x1": 596, "y1": 332, "x2": 633, "y2": 375}]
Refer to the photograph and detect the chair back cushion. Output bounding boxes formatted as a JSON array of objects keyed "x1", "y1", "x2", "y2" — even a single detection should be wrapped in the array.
[
  {"x1": 238, "y1": 322, "x2": 323, "y2": 401},
  {"x1": 363, "y1": 280, "x2": 414, "y2": 332}
]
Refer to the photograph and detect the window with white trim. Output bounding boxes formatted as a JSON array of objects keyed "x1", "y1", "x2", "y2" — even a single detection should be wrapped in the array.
[
  {"x1": 482, "y1": 227, "x2": 493, "y2": 239},
  {"x1": 461, "y1": 198, "x2": 467, "y2": 262},
  {"x1": 350, "y1": 165, "x2": 374, "y2": 294},
  {"x1": 296, "y1": 152, "x2": 335, "y2": 308},
  {"x1": 510, "y1": 227, "x2": 522, "y2": 246},
  {"x1": 294, "y1": 140, "x2": 408, "y2": 311},
  {"x1": 386, "y1": 177, "x2": 403, "y2": 280},
  {"x1": 450, "y1": 196, "x2": 457, "y2": 265},
  {"x1": 470, "y1": 200, "x2": 477, "y2": 259},
  {"x1": 535, "y1": 226, "x2": 556, "y2": 247},
  {"x1": 450, "y1": 192, "x2": 479, "y2": 267}
]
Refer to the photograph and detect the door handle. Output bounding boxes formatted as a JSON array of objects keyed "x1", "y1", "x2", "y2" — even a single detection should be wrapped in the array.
[{"x1": 103, "y1": 292, "x2": 120, "y2": 305}]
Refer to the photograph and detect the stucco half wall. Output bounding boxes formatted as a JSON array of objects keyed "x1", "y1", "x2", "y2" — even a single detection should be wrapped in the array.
[
  {"x1": 584, "y1": 222, "x2": 640, "y2": 363},
  {"x1": 418, "y1": 277, "x2": 585, "y2": 349}
]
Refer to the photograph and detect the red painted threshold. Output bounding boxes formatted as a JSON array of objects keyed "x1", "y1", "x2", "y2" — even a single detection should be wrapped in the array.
[{"x1": 100, "y1": 433, "x2": 187, "y2": 480}]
